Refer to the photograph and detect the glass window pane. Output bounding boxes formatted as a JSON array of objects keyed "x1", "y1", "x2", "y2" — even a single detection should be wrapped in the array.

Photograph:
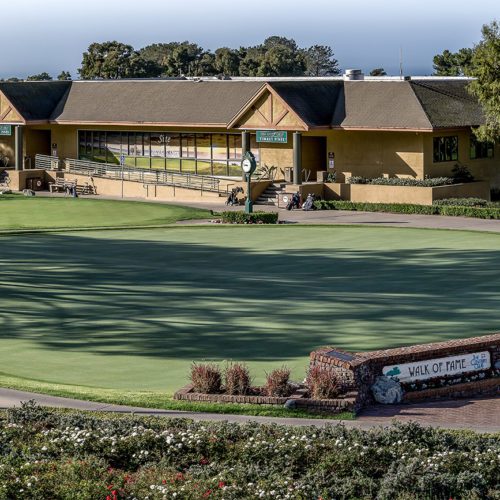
[
  {"x1": 212, "y1": 134, "x2": 228, "y2": 160},
  {"x1": 228, "y1": 160, "x2": 242, "y2": 176},
  {"x1": 143, "y1": 133, "x2": 150, "y2": 157},
  {"x1": 181, "y1": 158, "x2": 196, "y2": 172},
  {"x1": 106, "y1": 132, "x2": 121, "y2": 164},
  {"x1": 136, "y1": 157, "x2": 151, "y2": 168},
  {"x1": 165, "y1": 134, "x2": 180, "y2": 159},
  {"x1": 150, "y1": 132, "x2": 165, "y2": 157},
  {"x1": 124, "y1": 156, "x2": 136, "y2": 167},
  {"x1": 196, "y1": 160, "x2": 212, "y2": 175},
  {"x1": 212, "y1": 160, "x2": 228, "y2": 175},
  {"x1": 196, "y1": 134, "x2": 211, "y2": 160},
  {"x1": 78, "y1": 131, "x2": 86, "y2": 159},
  {"x1": 85, "y1": 131, "x2": 92, "y2": 156},
  {"x1": 151, "y1": 157, "x2": 166, "y2": 169},
  {"x1": 228, "y1": 135, "x2": 242, "y2": 160},
  {"x1": 181, "y1": 134, "x2": 196, "y2": 158},
  {"x1": 135, "y1": 133, "x2": 144, "y2": 157},
  {"x1": 166, "y1": 158, "x2": 181, "y2": 171}
]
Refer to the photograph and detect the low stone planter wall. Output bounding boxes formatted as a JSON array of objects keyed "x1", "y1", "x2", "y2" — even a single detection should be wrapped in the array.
[
  {"x1": 174, "y1": 384, "x2": 357, "y2": 414},
  {"x1": 322, "y1": 181, "x2": 491, "y2": 206}
]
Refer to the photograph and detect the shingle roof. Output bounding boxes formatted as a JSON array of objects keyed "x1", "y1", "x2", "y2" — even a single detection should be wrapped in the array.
[
  {"x1": 340, "y1": 81, "x2": 433, "y2": 129},
  {"x1": 0, "y1": 81, "x2": 71, "y2": 121},
  {"x1": 51, "y1": 80, "x2": 264, "y2": 125},
  {"x1": 0, "y1": 78, "x2": 486, "y2": 130},
  {"x1": 410, "y1": 80, "x2": 485, "y2": 128}
]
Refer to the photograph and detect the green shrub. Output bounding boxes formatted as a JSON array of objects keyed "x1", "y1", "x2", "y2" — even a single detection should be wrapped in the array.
[
  {"x1": 224, "y1": 362, "x2": 251, "y2": 395},
  {"x1": 433, "y1": 197, "x2": 489, "y2": 207},
  {"x1": 0, "y1": 406, "x2": 498, "y2": 499},
  {"x1": 218, "y1": 211, "x2": 278, "y2": 224},
  {"x1": 190, "y1": 362, "x2": 222, "y2": 394},
  {"x1": 264, "y1": 366, "x2": 292, "y2": 397},
  {"x1": 306, "y1": 366, "x2": 341, "y2": 399},
  {"x1": 314, "y1": 200, "x2": 500, "y2": 219},
  {"x1": 451, "y1": 163, "x2": 474, "y2": 183},
  {"x1": 347, "y1": 176, "x2": 456, "y2": 187}
]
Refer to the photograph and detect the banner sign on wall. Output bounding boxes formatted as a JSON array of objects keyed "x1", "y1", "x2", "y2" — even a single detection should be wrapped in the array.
[
  {"x1": 256, "y1": 130, "x2": 288, "y2": 144},
  {"x1": 0, "y1": 125, "x2": 12, "y2": 136},
  {"x1": 383, "y1": 351, "x2": 491, "y2": 382}
]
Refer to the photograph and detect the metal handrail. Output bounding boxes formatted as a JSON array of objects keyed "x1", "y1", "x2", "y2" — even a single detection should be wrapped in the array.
[
  {"x1": 35, "y1": 154, "x2": 61, "y2": 170},
  {"x1": 64, "y1": 158, "x2": 222, "y2": 194}
]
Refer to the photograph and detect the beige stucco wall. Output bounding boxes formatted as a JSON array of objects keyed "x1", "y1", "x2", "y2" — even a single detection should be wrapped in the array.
[
  {"x1": 309, "y1": 130, "x2": 425, "y2": 180},
  {"x1": 423, "y1": 129, "x2": 500, "y2": 188}
]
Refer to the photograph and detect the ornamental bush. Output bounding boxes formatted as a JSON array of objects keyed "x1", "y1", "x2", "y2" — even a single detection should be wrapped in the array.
[
  {"x1": 217, "y1": 211, "x2": 279, "y2": 224},
  {"x1": 314, "y1": 200, "x2": 500, "y2": 219},
  {"x1": 306, "y1": 366, "x2": 341, "y2": 399},
  {"x1": 1, "y1": 404, "x2": 498, "y2": 499},
  {"x1": 347, "y1": 176, "x2": 456, "y2": 187},
  {"x1": 433, "y1": 197, "x2": 489, "y2": 207},
  {"x1": 264, "y1": 366, "x2": 292, "y2": 397},
  {"x1": 224, "y1": 362, "x2": 252, "y2": 395},
  {"x1": 190, "y1": 363, "x2": 222, "y2": 394}
]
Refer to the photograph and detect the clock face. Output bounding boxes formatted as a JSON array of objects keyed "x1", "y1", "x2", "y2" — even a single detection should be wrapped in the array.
[{"x1": 242, "y1": 158, "x2": 252, "y2": 173}]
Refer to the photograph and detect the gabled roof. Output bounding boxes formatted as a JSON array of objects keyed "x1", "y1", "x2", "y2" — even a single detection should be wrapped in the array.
[
  {"x1": 0, "y1": 78, "x2": 486, "y2": 131},
  {"x1": 51, "y1": 80, "x2": 264, "y2": 125},
  {"x1": 267, "y1": 81, "x2": 344, "y2": 128},
  {"x1": 0, "y1": 81, "x2": 71, "y2": 121}
]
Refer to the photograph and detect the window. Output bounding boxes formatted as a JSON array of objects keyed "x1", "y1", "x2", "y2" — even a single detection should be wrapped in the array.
[
  {"x1": 470, "y1": 137, "x2": 494, "y2": 160},
  {"x1": 77, "y1": 130, "x2": 253, "y2": 177},
  {"x1": 433, "y1": 136, "x2": 458, "y2": 163}
]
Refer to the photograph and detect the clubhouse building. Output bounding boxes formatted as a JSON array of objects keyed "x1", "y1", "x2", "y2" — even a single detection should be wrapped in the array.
[{"x1": 0, "y1": 72, "x2": 498, "y2": 203}]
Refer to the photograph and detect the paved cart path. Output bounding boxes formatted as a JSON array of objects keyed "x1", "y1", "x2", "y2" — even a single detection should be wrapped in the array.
[
  {"x1": 0, "y1": 388, "x2": 498, "y2": 432},
  {"x1": 33, "y1": 193, "x2": 500, "y2": 233}
]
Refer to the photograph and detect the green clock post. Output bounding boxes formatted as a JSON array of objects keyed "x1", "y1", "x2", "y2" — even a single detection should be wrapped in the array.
[{"x1": 241, "y1": 151, "x2": 257, "y2": 214}]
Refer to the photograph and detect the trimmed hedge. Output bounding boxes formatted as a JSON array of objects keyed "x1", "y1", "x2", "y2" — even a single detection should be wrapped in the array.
[
  {"x1": 347, "y1": 176, "x2": 456, "y2": 187},
  {"x1": 218, "y1": 211, "x2": 279, "y2": 224},
  {"x1": 433, "y1": 197, "x2": 489, "y2": 207},
  {"x1": 314, "y1": 200, "x2": 500, "y2": 219}
]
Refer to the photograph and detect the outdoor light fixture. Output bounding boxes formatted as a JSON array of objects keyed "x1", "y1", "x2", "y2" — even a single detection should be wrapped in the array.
[{"x1": 241, "y1": 151, "x2": 257, "y2": 214}]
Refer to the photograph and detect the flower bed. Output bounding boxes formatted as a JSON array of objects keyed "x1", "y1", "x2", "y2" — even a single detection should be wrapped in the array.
[
  {"x1": 174, "y1": 383, "x2": 358, "y2": 414},
  {"x1": 0, "y1": 402, "x2": 498, "y2": 499}
]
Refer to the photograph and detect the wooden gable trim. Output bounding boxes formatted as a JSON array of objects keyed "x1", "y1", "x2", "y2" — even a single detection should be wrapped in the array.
[
  {"x1": 227, "y1": 83, "x2": 309, "y2": 131},
  {"x1": 0, "y1": 90, "x2": 26, "y2": 124}
]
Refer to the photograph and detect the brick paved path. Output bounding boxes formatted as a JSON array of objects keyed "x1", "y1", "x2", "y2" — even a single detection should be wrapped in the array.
[{"x1": 0, "y1": 388, "x2": 498, "y2": 432}]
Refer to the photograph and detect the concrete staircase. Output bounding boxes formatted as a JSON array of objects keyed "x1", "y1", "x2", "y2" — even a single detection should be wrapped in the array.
[{"x1": 255, "y1": 182, "x2": 287, "y2": 206}]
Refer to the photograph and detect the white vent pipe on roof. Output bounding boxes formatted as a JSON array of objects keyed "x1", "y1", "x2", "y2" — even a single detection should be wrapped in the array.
[{"x1": 344, "y1": 69, "x2": 364, "y2": 81}]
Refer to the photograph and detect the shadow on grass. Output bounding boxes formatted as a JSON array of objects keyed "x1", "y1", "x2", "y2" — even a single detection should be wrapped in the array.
[{"x1": 0, "y1": 230, "x2": 499, "y2": 361}]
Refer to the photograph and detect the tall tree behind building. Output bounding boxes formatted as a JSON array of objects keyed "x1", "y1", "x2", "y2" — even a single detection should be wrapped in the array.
[{"x1": 468, "y1": 20, "x2": 500, "y2": 142}]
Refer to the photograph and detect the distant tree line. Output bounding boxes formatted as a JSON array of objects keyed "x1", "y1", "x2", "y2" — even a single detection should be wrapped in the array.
[{"x1": 76, "y1": 36, "x2": 341, "y2": 79}]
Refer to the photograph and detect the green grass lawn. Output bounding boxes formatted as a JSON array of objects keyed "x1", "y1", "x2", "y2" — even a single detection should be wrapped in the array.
[
  {"x1": 0, "y1": 194, "x2": 210, "y2": 230},
  {"x1": 1, "y1": 224, "x2": 500, "y2": 404}
]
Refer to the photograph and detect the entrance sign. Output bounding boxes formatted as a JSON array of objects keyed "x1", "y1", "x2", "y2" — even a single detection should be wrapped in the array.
[
  {"x1": 383, "y1": 351, "x2": 491, "y2": 383},
  {"x1": 328, "y1": 151, "x2": 335, "y2": 169},
  {"x1": 0, "y1": 125, "x2": 12, "y2": 136},
  {"x1": 256, "y1": 130, "x2": 288, "y2": 144}
]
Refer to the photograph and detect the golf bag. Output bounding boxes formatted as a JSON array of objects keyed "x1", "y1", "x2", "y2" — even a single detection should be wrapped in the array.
[
  {"x1": 286, "y1": 192, "x2": 301, "y2": 210},
  {"x1": 225, "y1": 186, "x2": 243, "y2": 206},
  {"x1": 302, "y1": 193, "x2": 316, "y2": 211}
]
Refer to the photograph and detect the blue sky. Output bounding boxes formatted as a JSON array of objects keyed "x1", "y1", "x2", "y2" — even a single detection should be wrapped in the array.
[{"x1": 1, "y1": 0, "x2": 498, "y2": 78}]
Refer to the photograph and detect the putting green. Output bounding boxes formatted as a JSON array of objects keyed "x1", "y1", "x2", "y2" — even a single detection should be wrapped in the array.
[{"x1": 1, "y1": 225, "x2": 499, "y2": 394}]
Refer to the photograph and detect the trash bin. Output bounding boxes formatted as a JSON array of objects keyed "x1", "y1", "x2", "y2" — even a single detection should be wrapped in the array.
[{"x1": 26, "y1": 177, "x2": 44, "y2": 191}]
